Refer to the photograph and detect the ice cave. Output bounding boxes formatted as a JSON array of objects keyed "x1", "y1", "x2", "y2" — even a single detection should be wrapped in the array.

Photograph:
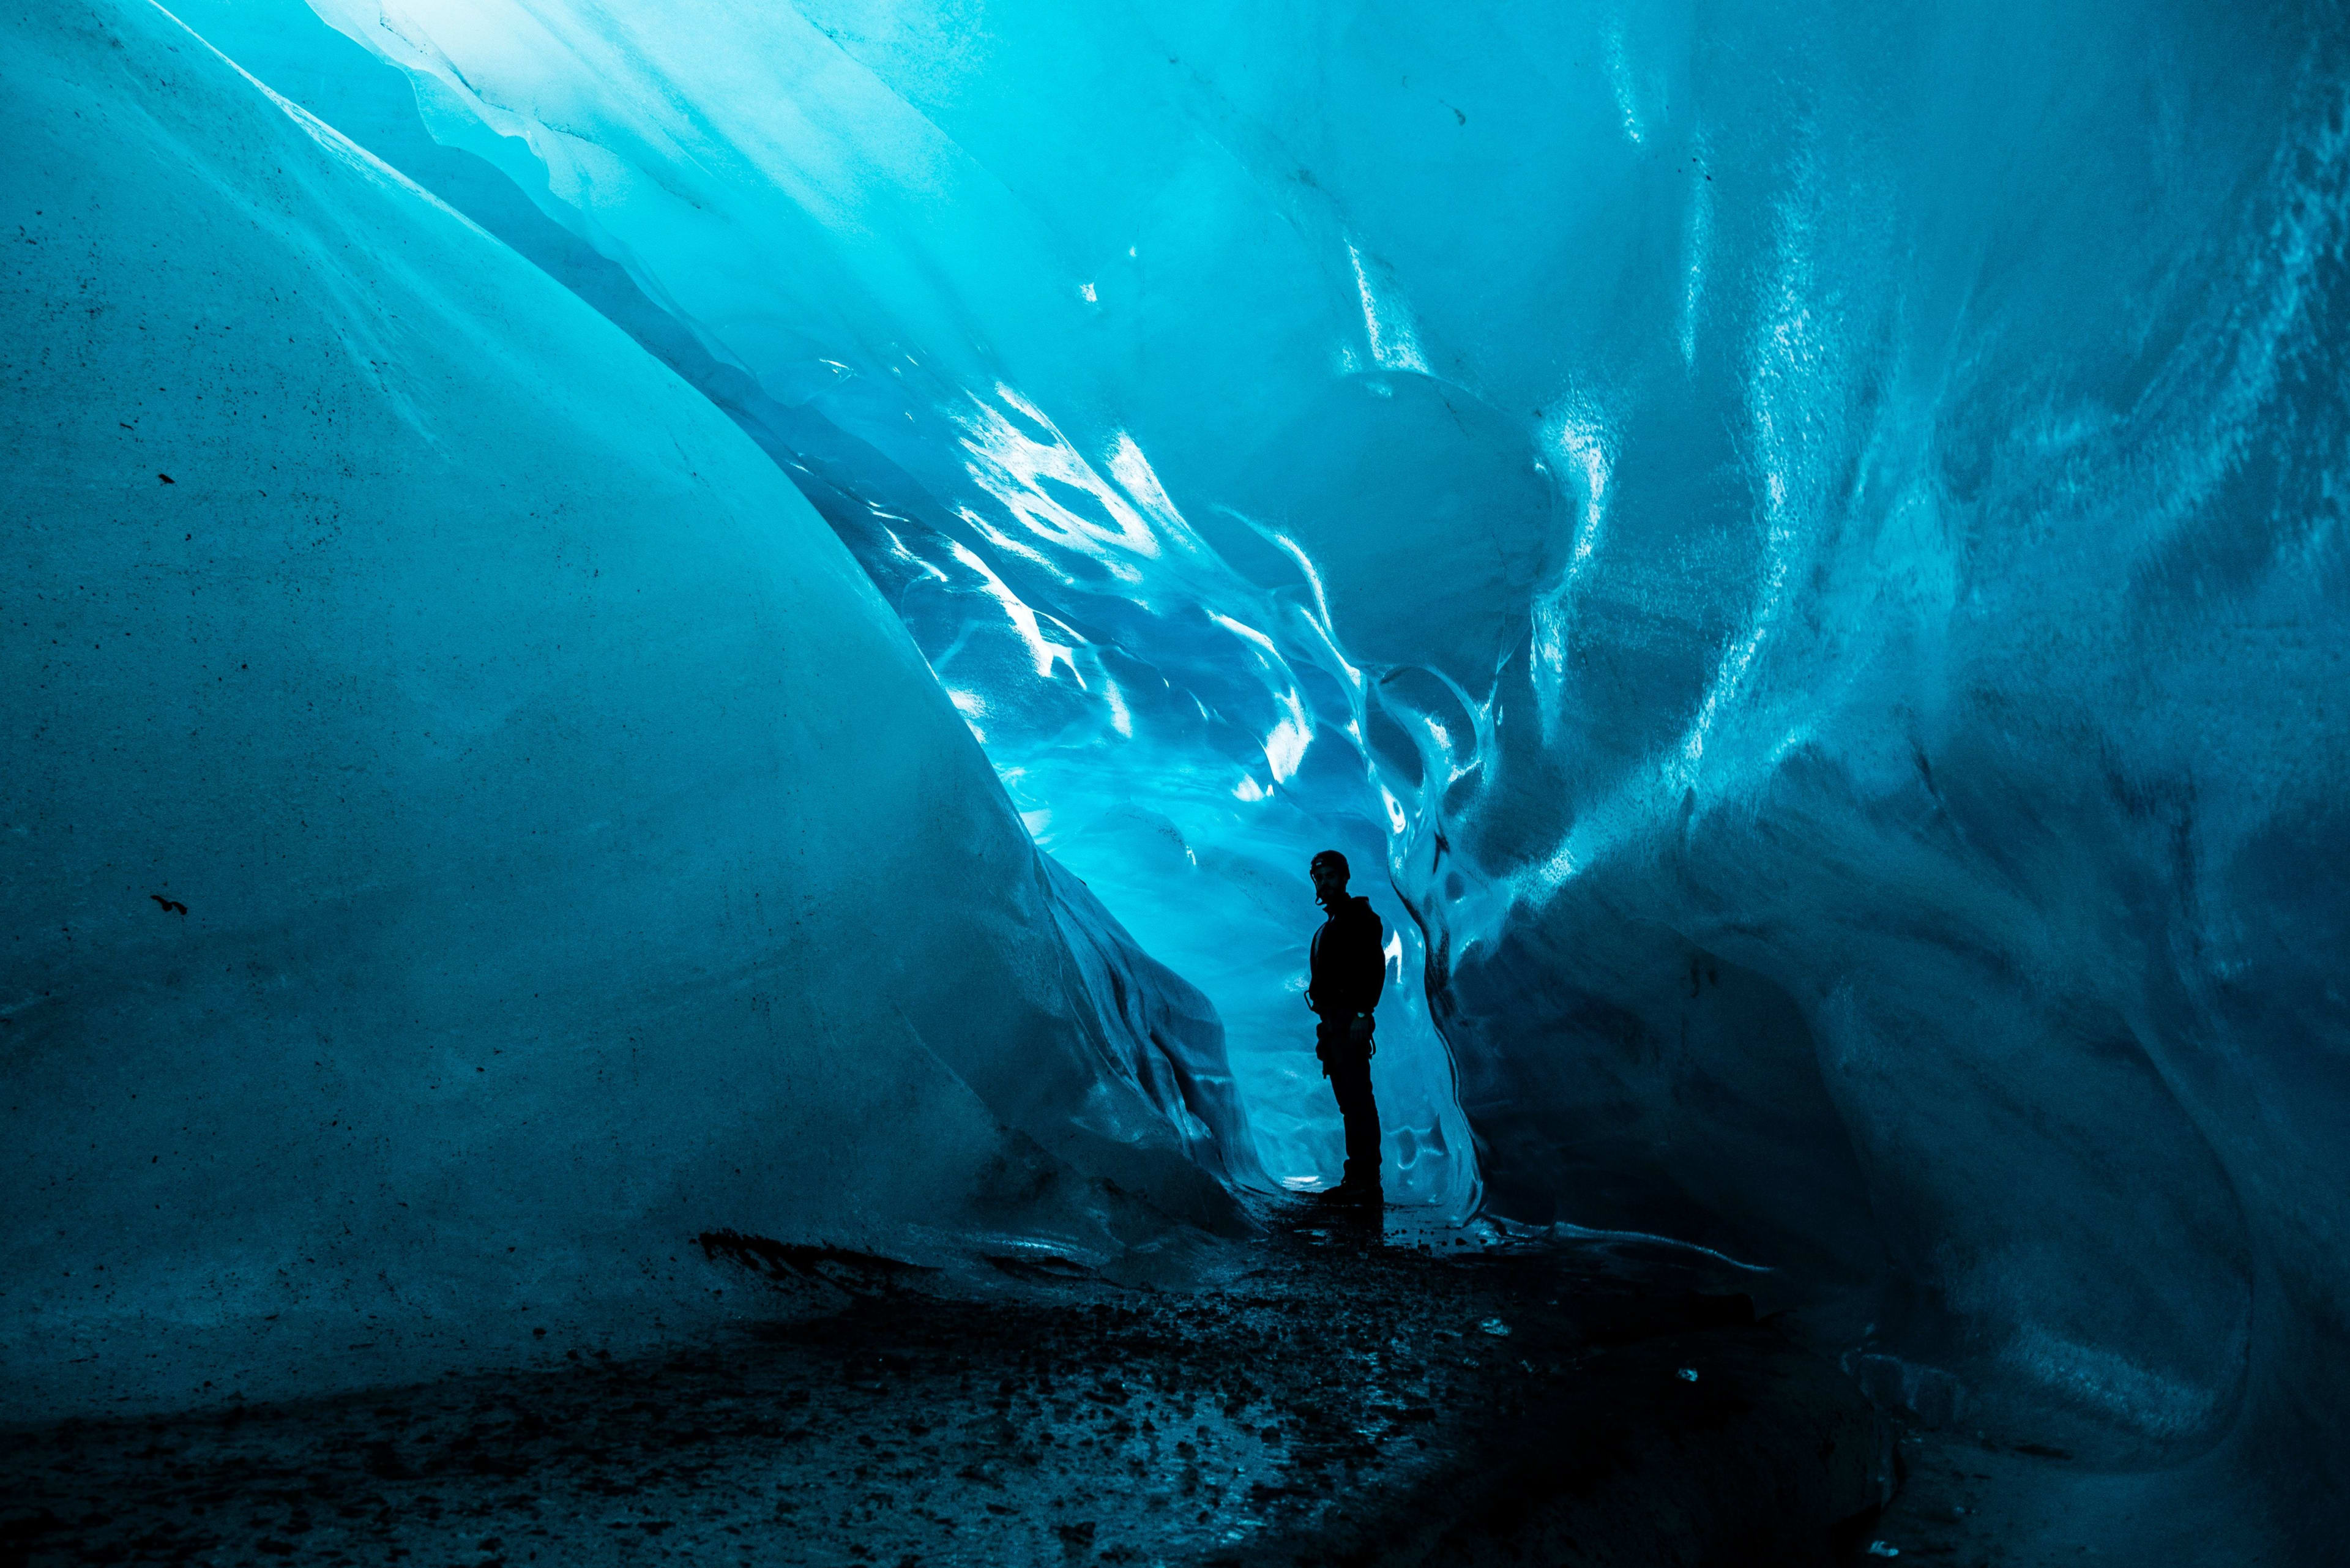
[{"x1": 4, "y1": 0, "x2": 2346, "y2": 1562}]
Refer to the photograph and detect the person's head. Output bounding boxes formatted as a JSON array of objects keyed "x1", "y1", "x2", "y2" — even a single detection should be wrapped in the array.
[{"x1": 1310, "y1": 849, "x2": 1350, "y2": 908}]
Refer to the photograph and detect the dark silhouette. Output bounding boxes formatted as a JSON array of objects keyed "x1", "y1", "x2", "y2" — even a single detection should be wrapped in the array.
[{"x1": 1307, "y1": 849, "x2": 1384, "y2": 1203}]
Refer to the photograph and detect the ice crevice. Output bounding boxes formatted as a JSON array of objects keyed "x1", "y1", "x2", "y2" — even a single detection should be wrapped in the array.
[{"x1": 6, "y1": 0, "x2": 2350, "y2": 1559}]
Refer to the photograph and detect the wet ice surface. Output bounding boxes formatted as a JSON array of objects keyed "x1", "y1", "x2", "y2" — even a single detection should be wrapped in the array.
[{"x1": 1, "y1": 1208, "x2": 1884, "y2": 1566}]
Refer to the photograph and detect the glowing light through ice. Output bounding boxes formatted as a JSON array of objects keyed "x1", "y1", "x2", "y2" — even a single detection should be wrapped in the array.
[
  {"x1": 955, "y1": 386, "x2": 1164, "y2": 563},
  {"x1": 943, "y1": 537, "x2": 1079, "y2": 681},
  {"x1": 1346, "y1": 241, "x2": 1433, "y2": 375}
]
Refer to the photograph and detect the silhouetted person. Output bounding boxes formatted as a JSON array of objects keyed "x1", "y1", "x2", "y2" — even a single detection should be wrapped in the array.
[{"x1": 1307, "y1": 849, "x2": 1384, "y2": 1203}]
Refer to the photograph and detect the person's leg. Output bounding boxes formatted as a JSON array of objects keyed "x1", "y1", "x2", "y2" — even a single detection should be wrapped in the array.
[
  {"x1": 1315, "y1": 1018, "x2": 1350, "y2": 1192},
  {"x1": 1330, "y1": 1053, "x2": 1382, "y2": 1192}
]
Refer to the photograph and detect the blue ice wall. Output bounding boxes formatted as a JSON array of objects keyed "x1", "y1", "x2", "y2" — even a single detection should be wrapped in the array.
[
  {"x1": 1, "y1": 0, "x2": 1251, "y2": 1419},
  {"x1": 205, "y1": 0, "x2": 1486, "y2": 1211},
  {"x1": 259, "y1": 0, "x2": 2350, "y2": 1554}
]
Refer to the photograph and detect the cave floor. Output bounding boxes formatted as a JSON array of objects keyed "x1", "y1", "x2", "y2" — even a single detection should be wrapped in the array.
[{"x1": 4, "y1": 1203, "x2": 1897, "y2": 1567}]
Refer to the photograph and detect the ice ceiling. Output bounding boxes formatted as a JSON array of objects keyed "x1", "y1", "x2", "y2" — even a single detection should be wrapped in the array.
[{"x1": 7, "y1": 0, "x2": 2350, "y2": 1557}]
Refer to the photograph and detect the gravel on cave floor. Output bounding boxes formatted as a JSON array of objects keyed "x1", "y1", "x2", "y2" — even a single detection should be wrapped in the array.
[{"x1": 2, "y1": 1201, "x2": 1897, "y2": 1567}]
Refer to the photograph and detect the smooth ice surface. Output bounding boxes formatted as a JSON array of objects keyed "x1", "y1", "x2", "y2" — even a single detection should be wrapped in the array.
[
  {"x1": 257, "y1": 0, "x2": 2350, "y2": 1555},
  {"x1": 1, "y1": 0, "x2": 1251, "y2": 1419},
  {"x1": 227, "y1": 0, "x2": 1485, "y2": 1211}
]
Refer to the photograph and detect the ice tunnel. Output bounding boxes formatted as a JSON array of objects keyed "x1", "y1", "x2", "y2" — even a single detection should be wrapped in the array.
[{"x1": 7, "y1": 0, "x2": 2350, "y2": 1559}]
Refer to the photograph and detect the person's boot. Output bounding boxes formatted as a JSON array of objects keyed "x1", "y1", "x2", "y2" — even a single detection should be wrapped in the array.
[
  {"x1": 1310, "y1": 1182, "x2": 1370, "y2": 1206},
  {"x1": 1317, "y1": 1180, "x2": 1382, "y2": 1206}
]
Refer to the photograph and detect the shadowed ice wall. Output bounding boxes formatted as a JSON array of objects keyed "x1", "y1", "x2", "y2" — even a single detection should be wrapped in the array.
[{"x1": 2, "y1": 0, "x2": 1252, "y2": 1419}]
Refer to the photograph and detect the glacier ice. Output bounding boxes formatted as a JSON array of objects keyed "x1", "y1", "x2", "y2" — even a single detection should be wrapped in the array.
[
  {"x1": 232, "y1": 0, "x2": 2350, "y2": 1552},
  {"x1": 160, "y1": 0, "x2": 1483, "y2": 1214},
  {"x1": 10, "y1": 0, "x2": 2350, "y2": 1558},
  {"x1": 0, "y1": 0, "x2": 1249, "y2": 1418}
]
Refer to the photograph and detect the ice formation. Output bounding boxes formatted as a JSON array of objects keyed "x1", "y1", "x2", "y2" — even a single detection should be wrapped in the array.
[
  {"x1": 152, "y1": 0, "x2": 1487, "y2": 1214},
  {"x1": 1, "y1": 0, "x2": 1247, "y2": 1418},
  {"x1": 8, "y1": 0, "x2": 2350, "y2": 1557}
]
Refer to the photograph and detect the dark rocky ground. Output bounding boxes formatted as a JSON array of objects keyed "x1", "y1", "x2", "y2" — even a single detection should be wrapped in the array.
[{"x1": 2, "y1": 1201, "x2": 1937, "y2": 1567}]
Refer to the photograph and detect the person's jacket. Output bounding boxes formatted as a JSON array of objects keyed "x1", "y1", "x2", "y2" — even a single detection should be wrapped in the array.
[{"x1": 1308, "y1": 895, "x2": 1386, "y2": 1020}]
